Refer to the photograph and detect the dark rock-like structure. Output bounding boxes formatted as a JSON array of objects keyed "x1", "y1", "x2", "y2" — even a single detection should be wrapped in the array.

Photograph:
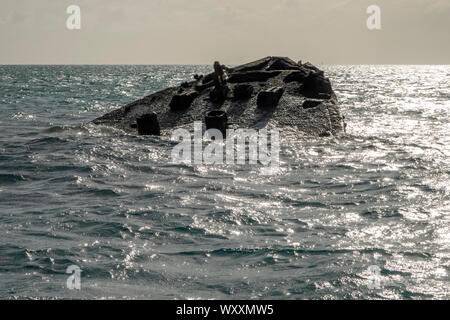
[
  {"x1": 257, "y1": 86, "x2": 285, "y2": 110},
  {"x1": 205, "y1": 110, "x2": 228, "y2": 137},
  {"x1": 92, "y1": 56, "x2": 345, "y2": 136},
  {"x1": 136, "y1": 112, "x2": 160, "y2": 136},
  {"x1": 233, "y1": 84, "x2": 254, "y2": 100}
]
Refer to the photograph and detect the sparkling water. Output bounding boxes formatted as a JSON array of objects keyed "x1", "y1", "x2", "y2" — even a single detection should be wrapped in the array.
[{"x1": 0, "y1": 65, "x2": 449, "y2": 299}]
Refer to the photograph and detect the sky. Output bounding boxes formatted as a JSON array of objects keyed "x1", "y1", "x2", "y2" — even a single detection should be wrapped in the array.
[{"x1": 0, "y1": 0, "x2": 449, "y2": 65}]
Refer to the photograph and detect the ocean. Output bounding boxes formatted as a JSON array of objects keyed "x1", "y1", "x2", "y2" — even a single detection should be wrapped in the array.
[{"x1": 0, "y1": 65, "x2": 449, "y2": 299}]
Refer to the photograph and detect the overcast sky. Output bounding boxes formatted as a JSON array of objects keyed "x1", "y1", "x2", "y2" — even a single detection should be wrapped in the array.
[{"x1": 0, "y1": 0, "x2": 449, "y2": 64}]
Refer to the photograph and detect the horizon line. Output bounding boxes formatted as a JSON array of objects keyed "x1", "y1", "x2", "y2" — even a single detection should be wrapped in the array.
[{"x1": 1, "y1": 63, "x2": 449, "y2": 66}]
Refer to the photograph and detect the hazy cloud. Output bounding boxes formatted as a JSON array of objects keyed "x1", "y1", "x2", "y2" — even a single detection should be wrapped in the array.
[{"x1": 0, "y1": 0, "x2": 448, "y2": 64}]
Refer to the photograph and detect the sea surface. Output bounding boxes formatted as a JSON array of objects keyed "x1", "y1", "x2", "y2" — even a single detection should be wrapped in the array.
[{"x1": 0, "y1": 65, "x2": 449, "y2": 299}]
